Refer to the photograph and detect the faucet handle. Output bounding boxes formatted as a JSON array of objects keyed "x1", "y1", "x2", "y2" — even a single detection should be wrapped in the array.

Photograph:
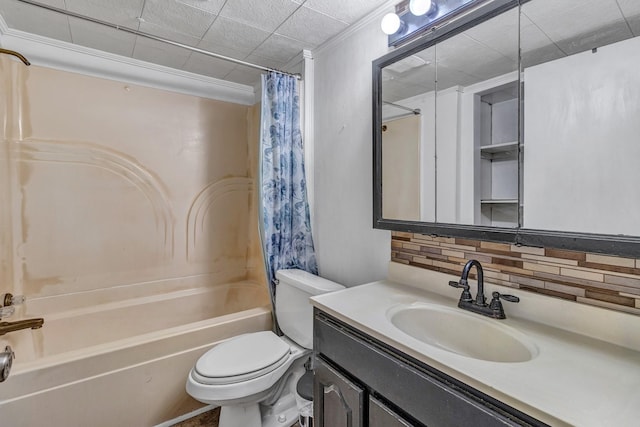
[
  {"x1": 0, "y1": 345, "x2": 15, "y2": 382},
  {"x1": 449, "y1": 280, "x2": 472, "y2": 302},
  {"x1": 489, "y1": 292, "x2": 519, "y2": 319},
  {"x1": 449, "y1": 280, "x2": 467, "y2": 289},
  {"x1": 491, "y1": 291, "x2": 519, "y2": 303},
  {"x1": 2, "y1": 293, "x2": 25, "y2": 307}
]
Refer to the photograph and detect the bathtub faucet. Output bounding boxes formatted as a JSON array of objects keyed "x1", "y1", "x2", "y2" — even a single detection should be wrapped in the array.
[{"x1": 0, "y1": 318, "x2": 44, "y2": 336}]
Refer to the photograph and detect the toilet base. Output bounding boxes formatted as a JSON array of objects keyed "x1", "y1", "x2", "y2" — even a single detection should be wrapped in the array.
[
  {"x1": 217, "y1": 363, "x2": 306, "y2": 427},
  {"x1": 218, "y1": 392, "x2": 299, "y2": 427},
  {"x1": 261, "y1": 390, "x2": 299, "y2": 427},
  {"x1": 219, "y1": 404, "x2": 261, "y2": 427}
]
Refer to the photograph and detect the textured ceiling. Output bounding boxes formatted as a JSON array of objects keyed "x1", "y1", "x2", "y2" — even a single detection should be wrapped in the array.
[
  {"x1": 383, "y1": 0, "x2": 640, "y2": 103},
  {"x1": 0, "y1": 0, "x2": 392, "y2": 86}
]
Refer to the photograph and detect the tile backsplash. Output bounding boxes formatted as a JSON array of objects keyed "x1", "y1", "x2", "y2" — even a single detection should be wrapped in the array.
[{"x1": 391, "y1": 232, "x2": 640, "y2": 316}]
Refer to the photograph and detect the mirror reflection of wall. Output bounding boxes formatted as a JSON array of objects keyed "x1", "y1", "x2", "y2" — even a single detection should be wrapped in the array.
[
  {"x1": 377, "y1": 0, "x2": 640, "y2": 238},
  {"x1": 521, "y1": 0, "x2": 640, "y2": 235},
  {"x1": 382, "y1": 115, "x2": 421, "y2": 221},
  {"x1": 382, "y1": 46, "x2": 436, "y2": 222}
]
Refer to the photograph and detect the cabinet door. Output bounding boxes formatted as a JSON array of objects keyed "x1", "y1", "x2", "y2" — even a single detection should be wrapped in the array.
[
  {"x1": 369, "y1": 396, "x2": 415, "y2": 427},
  {"x1": 314, "y1": 358, "x2": 364, "y2": 427}
]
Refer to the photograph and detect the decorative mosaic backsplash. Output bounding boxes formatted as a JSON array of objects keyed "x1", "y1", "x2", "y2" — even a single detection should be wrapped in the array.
[{"x1": 391, "y1": 232, "x2": 640, "y2": 316}]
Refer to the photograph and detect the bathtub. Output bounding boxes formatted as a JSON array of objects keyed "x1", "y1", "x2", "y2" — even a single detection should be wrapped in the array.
[{"x1": 0, "y1": 279, "x2": 272, "y2": 426}]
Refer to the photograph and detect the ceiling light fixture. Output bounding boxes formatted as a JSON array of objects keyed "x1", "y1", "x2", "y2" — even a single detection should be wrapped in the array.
[
  {"x1": 381, "y1": 12, "x2": 402, "y2": 35},
  {"x1": 409, "y1": 0, "x2": 432, "y2": 16}
]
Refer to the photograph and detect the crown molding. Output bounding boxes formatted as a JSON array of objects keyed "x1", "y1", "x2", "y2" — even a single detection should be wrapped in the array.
[
  {"x1": 314, "y1": 0, "x2": 397, "y2": 58},
  {"x1": 0, "y1": 17, "x2": 256, "y2": 105}
]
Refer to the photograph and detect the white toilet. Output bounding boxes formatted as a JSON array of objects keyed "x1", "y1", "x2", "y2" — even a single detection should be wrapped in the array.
[{"x1": 186, "y1": 269, "x2": 345, "y2": 427}]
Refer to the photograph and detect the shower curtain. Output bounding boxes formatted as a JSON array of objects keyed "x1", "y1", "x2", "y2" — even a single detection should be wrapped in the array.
[{"x1": 260, "y1": 71, "x2": 317, "y2": 316}]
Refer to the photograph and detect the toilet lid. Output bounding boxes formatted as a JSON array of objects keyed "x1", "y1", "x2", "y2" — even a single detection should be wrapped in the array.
[{"x1": 194, "y1": 331, "x2": 291, "y2": 385}]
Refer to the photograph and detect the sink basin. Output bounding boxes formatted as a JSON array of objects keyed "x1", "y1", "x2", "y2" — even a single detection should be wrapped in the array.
[{"x1": 387, "y1": 303, "x2": 538, "y2": 363}]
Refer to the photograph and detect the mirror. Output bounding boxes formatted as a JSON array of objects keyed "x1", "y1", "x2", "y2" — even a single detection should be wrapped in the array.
[{"x1": 374, "y1": 0, "x2": 640, "y2": 256}]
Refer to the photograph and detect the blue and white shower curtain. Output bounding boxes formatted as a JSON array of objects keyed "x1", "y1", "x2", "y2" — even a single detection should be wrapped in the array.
[{"x1": 260, "y1": 71, "x2": 318, "y2": 308}]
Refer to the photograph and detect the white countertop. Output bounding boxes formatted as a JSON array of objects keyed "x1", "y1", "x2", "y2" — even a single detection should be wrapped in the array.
[{"x1": 311, "y1": 263, "x2": 640, "y2": 427}]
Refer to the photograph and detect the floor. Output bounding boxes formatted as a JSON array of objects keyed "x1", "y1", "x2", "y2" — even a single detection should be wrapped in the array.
[
  {"x1": 172, "y1": 408, "x2": 220, "y2": 427},
  {"x1": 172, "y1": 407, "x2": 301, "y2": 427}
]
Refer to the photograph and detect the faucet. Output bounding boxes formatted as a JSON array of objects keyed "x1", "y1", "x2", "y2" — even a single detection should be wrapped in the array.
[
  {"x1": 449, "y1": 260, "x2": 519, "y2": 319},
  {"x1": 0, "y1": 318, "x2": 44, "y2": 336}
]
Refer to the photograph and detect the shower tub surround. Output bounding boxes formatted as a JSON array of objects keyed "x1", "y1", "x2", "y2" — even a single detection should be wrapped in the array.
[
  {"x1": 0, "y1": 58, "x2": 268, "y2": 424},
  {"x1": 391, "y1": 232, "x2": 640, "y2": 316}
]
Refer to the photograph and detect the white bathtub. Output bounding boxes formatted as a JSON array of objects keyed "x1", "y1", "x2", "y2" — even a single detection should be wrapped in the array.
[{"x1": 0, "y1": 279, "x2": 272, "y2": 426}]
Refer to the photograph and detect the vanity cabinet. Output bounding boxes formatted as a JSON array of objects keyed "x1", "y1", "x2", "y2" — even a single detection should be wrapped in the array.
[{"x1": 313, "y1": 309, "x2": 548, "y2": 427}]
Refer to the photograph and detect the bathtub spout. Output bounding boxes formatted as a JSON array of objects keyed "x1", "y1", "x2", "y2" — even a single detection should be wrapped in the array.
[{"x1": 0, "y1": 318, "x2": 44, "y2": 336}]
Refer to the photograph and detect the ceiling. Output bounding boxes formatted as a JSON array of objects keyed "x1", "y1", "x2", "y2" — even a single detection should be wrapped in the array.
[
  {"x1": 0, "y1": 0, "x2": 392, "y2": 86},
  {"x1": 383, "y1": 0, "x2": 640, "y2": 104}
]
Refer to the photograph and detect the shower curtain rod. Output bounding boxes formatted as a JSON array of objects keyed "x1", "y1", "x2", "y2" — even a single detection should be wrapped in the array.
[
  {"x1": 0, "y1": 47, "x2": 30, "y2": 65},
  {"x1": 383, "y1": 101, "x2": 421, "y2": 115},
  {"x1": 16, "y1": 0, "x2": 302, "y2": 79},
  {"x1": 383, "y1": 112, "x2": 420, "y2": 122}
]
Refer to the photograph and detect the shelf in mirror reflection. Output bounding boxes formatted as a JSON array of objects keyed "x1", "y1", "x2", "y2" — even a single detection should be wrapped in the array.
[
  {"x1": 480, "y1": 141, "x2": 520, "y2": 160},
  {"x1": 480, "y1": 199, "x2": 518, "y2": 205}
]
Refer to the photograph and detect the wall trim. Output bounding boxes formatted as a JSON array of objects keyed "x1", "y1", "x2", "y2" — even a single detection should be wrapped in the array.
[
  {"x1": 0, "y1": 16, "x2": 256, "y2": 105},
  {"x1": 302, "y1": 49, "x2": 316, "y2": 237}
]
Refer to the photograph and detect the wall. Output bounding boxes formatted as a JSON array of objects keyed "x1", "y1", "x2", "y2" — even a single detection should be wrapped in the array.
[
  {"x1": 313, "y1": 13, "x2": 392, "y2": 286},
  {"x1": 0, "y1": 56, "x2": 263, "y2": 301},
  {"x1": 392, "y1": 232, "x2": 640, "y2": 315}
]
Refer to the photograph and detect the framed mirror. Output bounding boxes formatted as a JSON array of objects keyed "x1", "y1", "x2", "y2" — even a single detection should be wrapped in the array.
[{"x1": 373, "y1": 0, "x2": 640, "y2": 257}]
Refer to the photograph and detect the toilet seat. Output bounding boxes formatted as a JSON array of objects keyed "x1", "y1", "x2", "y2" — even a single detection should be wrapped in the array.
[
  {"x1": 187, "y1": 332, "x2": 308, "y2": 404},
  {"x1": 193, "y1": 331, "x2": 292, "y2": 385}
]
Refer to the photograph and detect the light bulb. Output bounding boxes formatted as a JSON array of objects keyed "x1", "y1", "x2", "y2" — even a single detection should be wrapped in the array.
[
  {"x1": 381, "y1": 12, "x2": 401, "y2": 35},
  {"x1": 409, "y1": 0, "x2": 432, "y2": 16}
]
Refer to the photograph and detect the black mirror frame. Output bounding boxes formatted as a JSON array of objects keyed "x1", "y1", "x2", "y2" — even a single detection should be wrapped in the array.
[{"x1": 372, "y1": 0, "x2": 640, "y2": 257}]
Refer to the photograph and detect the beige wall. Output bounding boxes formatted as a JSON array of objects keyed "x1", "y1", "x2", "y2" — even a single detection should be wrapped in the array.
[{"x1": 1, "y1": 56, "x2": 264, "y2": 300}]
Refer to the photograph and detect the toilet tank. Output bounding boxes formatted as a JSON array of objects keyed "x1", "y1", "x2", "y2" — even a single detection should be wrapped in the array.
[{"x1": 275, "y1": 269, "x2": 345, "y2": 349}]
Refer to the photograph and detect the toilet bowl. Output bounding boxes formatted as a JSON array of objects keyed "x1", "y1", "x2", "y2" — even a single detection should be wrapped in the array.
[{"x1": 186, "y1": 269, "x2": 345, "y2": 427}]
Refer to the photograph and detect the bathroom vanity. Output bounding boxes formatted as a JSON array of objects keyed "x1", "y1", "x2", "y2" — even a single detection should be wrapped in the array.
[
  {"x1": 313, "y1": 310, "x2": 544, "y2": 426},
  {"x1": 311, "y1": 263, "x2": 640, "y2": 427}
]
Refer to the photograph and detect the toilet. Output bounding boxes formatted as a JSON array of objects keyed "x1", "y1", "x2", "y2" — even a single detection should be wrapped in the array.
[{"x1": 186, "y1": 269, "x2": 345, "y2": 427}]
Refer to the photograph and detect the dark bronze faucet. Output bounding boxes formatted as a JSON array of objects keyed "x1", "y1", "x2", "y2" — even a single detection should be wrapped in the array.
[
  {"x1": 449, "y1": 260, "x2": 519, "y2": 319},
  {"x1": 0, "y1": 318, "x2": 44, "y2": 336}
]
